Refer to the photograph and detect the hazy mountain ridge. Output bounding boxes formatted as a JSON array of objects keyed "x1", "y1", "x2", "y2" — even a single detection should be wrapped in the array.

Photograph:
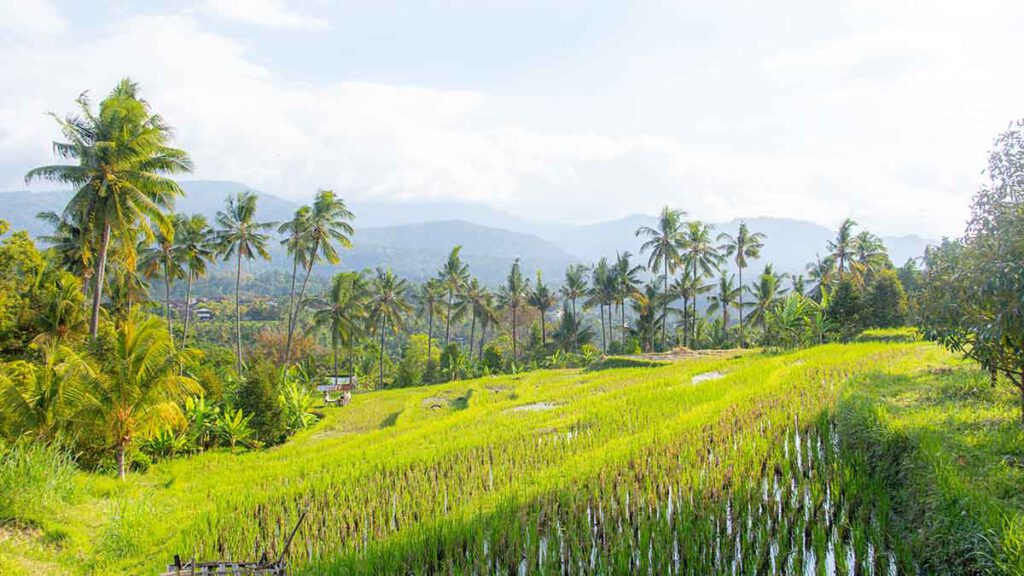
[{"x1": 0, "y1": 180, "x2": 935, "y2": 283}]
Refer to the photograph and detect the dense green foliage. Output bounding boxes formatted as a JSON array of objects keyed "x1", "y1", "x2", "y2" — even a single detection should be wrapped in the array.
[{"x1": 919, "y1": 120, "x2": 1024, "y2": 421}]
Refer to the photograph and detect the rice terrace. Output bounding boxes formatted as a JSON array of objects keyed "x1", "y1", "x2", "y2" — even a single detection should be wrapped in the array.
[{"x1": 2, "y1": 2, "x2": 1024, "y2": 575}]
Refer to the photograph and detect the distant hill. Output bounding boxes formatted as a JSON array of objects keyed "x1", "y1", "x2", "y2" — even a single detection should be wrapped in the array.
[{"x1": 0, "y1": 180, "x2": 934, "y2": 285}]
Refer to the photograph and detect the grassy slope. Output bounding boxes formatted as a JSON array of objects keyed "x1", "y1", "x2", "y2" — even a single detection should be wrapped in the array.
[
  {"x1": 5, "y1": 341, "x2": 1017, "y2": 574},
  {"x1": 838, "y1": 364, "x2": 1024, "y2": 574}
]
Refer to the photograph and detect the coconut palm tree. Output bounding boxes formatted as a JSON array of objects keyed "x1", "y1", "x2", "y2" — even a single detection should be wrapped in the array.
[
  {"x1": 851, "y1": 230, "x2": 888, "y2": 286},
  {"x1": 828, "y1": 218, "x2": 858, "y2": 278},
  {"x1": 585, "y1": 258, "x2": 615, "y2": 351},
  {"x1": 498, "y1": 259, "x2": 530, "y2": 362},
  {"x1": 629, "y1": 283, "x2": 661, "y2": 352},
  {"x1": 805, "y1": 254, "x2": 836, "y2": 299},
  {"x1": 214, "y1": 192, "x2": 274, "y2": 374},
  {"x1": 746, "y1": 264, "x2": 789, "y2": 337},
  {"x1": 25, "y1": 79, "x2": 193, "y2": 337},
  {"x1": 106, "y1": 253, "x2": 151, "y2": 318},
  {"x1": 36, "y1": 210, "x2": 92, "y2": 293},
  {"x1": 278, "y1": 206, "x2": 312, "y2": 355},
  {"x1": 529, "y1": 272, "x2": 557, "y2": 348},
  {"x1": 438, "y1": 246, "x2": 470, "y2": 348},
  {"x1": 790, "y1": 274, "x2": 806, "y2": 296},
  {"x1": 475, "y1": 290, "x2": 500, "y2": 361},
  {"x1": 311, "y1": 271, "x2": 369, "y2": 380},
  {"x1": 139, "y1": 215, "x2": 186, "y2": 339},
  {"x1": 682, "y1": 221, "x2": 722, "y2": 345},
  {"x1": 369, "y1": 268, "x2": 413, "y2": 387},
  {"x1": 561, "y1": 264, "x2": 589, "y2": 351},
  {"x1": 707, "y1": 273, "x2": 742, "y2": 344},
  {"x1": 552, "y1": 301, "x2": 595, "y2": 352},
  {"x1": 285, "y1": 190, "x2": 354, "y2": 364},
  {"x1": 668, "y1": 272, "x2": 711, "y2": 348},
  {"x1": 613, "y1": 251, "x2": 644, "y2": 345},
  {"x1": 31, "y1": 271, "x2": 88, "y2": 347},
  {"x1": 460, "y1": 278, "x2": 490, "y2": 357},
  {"x1": 175, "y1": 214, "x2": 214, "y2": 347},
  {"x1": 417, "y1": 278, "x2": 445, "y2": 364},
  {"x1": 717, "y1": 222, "x2": 766, "y2": 347},
  {"x1": 637, "y1": 206, "x2": 686, "y2": 349},
  {"x1": 0, "y1": 343, "x2": 93, "y2": 441},
  {"x1": 79, "y1": 309, "x2": 200, "y2": 478}
]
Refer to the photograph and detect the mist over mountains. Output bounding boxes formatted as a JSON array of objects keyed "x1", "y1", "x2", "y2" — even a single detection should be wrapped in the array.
[{"x1": 0, "y1": 180, "x2": 934, "y2": 285}]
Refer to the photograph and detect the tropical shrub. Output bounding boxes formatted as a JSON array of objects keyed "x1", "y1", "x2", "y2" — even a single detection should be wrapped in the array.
[
  {"x1": 233, "y1": 361, "x2": 286, "y2": 445},
  {"x1": 278, "y1": 380, "x2": 318, "y2": 431}
]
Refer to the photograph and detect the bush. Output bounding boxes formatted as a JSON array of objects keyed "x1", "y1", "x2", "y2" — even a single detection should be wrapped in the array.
[
  {"x1": 482, "y1": 342, "x2": 506, "y2": 373},
  {"x1": 233, "y1": 361, "x2": 287, "y2": 446},
  {"x1": 0, "y1": 440, "x2": 77, "y2": 525},
  {"x1": 397, "y1": 334, "x2": 434, "y2": 388},
  {"x1": 864, "y1": 269, "x2": 908, "y2": 328}
]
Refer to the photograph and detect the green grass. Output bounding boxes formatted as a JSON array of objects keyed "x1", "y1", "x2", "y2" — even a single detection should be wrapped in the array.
[
  {"x1": 837, "y1": 364, "x2": 1024, "y2": 574},
  {"x1": 4, "y1": 341, "x2": 1018, "y2": 574}
]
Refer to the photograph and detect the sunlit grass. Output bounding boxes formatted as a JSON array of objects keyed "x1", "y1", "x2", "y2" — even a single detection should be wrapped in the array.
[{"x1": 6, "y1": 341, "x2": 1019, "y2": 574}]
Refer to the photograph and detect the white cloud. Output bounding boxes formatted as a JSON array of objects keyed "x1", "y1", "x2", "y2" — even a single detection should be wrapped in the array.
[
  {"x1": 205, "y1": 0, "x2": 328, "y2": 30},
  {"x1": 2, "y1": 3, "x2": 1021, "y2": 238},
  {"x1": 0, "y1": 0, "x2": 66, "y2": 37}
]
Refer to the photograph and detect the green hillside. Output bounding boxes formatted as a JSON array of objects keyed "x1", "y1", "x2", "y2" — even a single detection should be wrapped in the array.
[{"x1": 3, "y1": 341, "x2": 1020, "y2": 575}]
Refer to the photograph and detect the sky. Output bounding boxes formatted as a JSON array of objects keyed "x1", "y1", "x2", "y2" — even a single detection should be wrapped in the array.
[{"x1": 1, "y1": 0, "x2": 1022, "y2": 237}]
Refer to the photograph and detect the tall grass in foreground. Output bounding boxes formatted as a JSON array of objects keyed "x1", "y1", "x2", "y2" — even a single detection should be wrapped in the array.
[{"x1": 0, "y1": 440, "x2": 77, "y2": 526}]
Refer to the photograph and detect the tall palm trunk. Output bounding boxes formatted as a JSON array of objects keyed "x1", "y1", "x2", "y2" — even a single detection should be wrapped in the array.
[
  {"x1": 478, "y1": 323, "x2": 486, "y2": 361},
  {"x1": 234, "y1": 249, "x2": 243, "y2": 374},
  {"x1": 682, "y1": 296, "x2": 689, "y2": 348},
  {"x1": 738, "y1": 266, "x2": 745, "y2": 348},
  {"x1": 164, "y1": 261, "x2": 173, "y2": 342},
  {"x1": 469, "y1": 309, "x2": 477, "y2": 358},
  {"x1": 571, "y1": 298, "x2": 577, "y2": 351},
  {"x1": 444, "y1": 289, "x2": 454, "y2": 347},
  {"x1": 599, "y1": 303, "x2": 606, "y2": 351},
  {"x1": 348, "y1": 341, "x2": 355, "y2": 383},
  {"x1": 691, "y1": 265, "x2": 699, "y2": 347},
  {"x1": 662, "y1": 264, "x2": 669, "y2": 350},
  {"x1": 427, "y1": 305, "x2": 434, "y2": 360},
  {"x1": 379, "y1": 316, "x2": 387, "y2": 387},
  {"x1": 286, "y1": 238, "x2": 319, "y2": 365},
  {"x1": 332, "y1": 331, "x2": 339, "y2": 379},
  {"x1": 89, "y1": 224, "x2": 111, "y2": 336},
  {"x1": 182, "y1": 270, "x2": 194, "y2": 347},
  {"x1": 284, "y1": 255, "x2": 299, "y2": 342},
  {"x1": 614, "y1": 301, "x2": 622, "y2": 344},
  {"x1": 606, "y1": 305, "x2": 612, "y2": 350},
  {"x1": 511, "y1": 307, "x2": 517, "y2": 361},
  {"x1": 116, "y1": 439, "x2": 127, "y2": 480},
  {"x1": 539, "y1": 309, "x2": 547, "y2": 348}
]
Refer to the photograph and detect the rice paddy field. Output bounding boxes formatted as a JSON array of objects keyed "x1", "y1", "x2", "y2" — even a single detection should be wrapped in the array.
[{"x1": 2, "y1": 341, "x2": 1022, "y2": 575}]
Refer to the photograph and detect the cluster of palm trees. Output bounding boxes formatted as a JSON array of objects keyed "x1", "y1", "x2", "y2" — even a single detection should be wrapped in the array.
[{"x1": 806, "y1": 218, "x2": 890, "y2": 296}]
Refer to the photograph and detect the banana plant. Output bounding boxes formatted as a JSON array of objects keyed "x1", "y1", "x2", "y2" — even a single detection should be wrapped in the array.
[{"x1": 217, "y1": 407, "x2": 253, "y2": 452}]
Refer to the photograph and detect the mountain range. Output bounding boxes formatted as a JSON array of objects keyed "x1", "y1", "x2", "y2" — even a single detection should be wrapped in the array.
[{"x1": 0, "y1": 180, "x2": 934, "y2": 285}]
